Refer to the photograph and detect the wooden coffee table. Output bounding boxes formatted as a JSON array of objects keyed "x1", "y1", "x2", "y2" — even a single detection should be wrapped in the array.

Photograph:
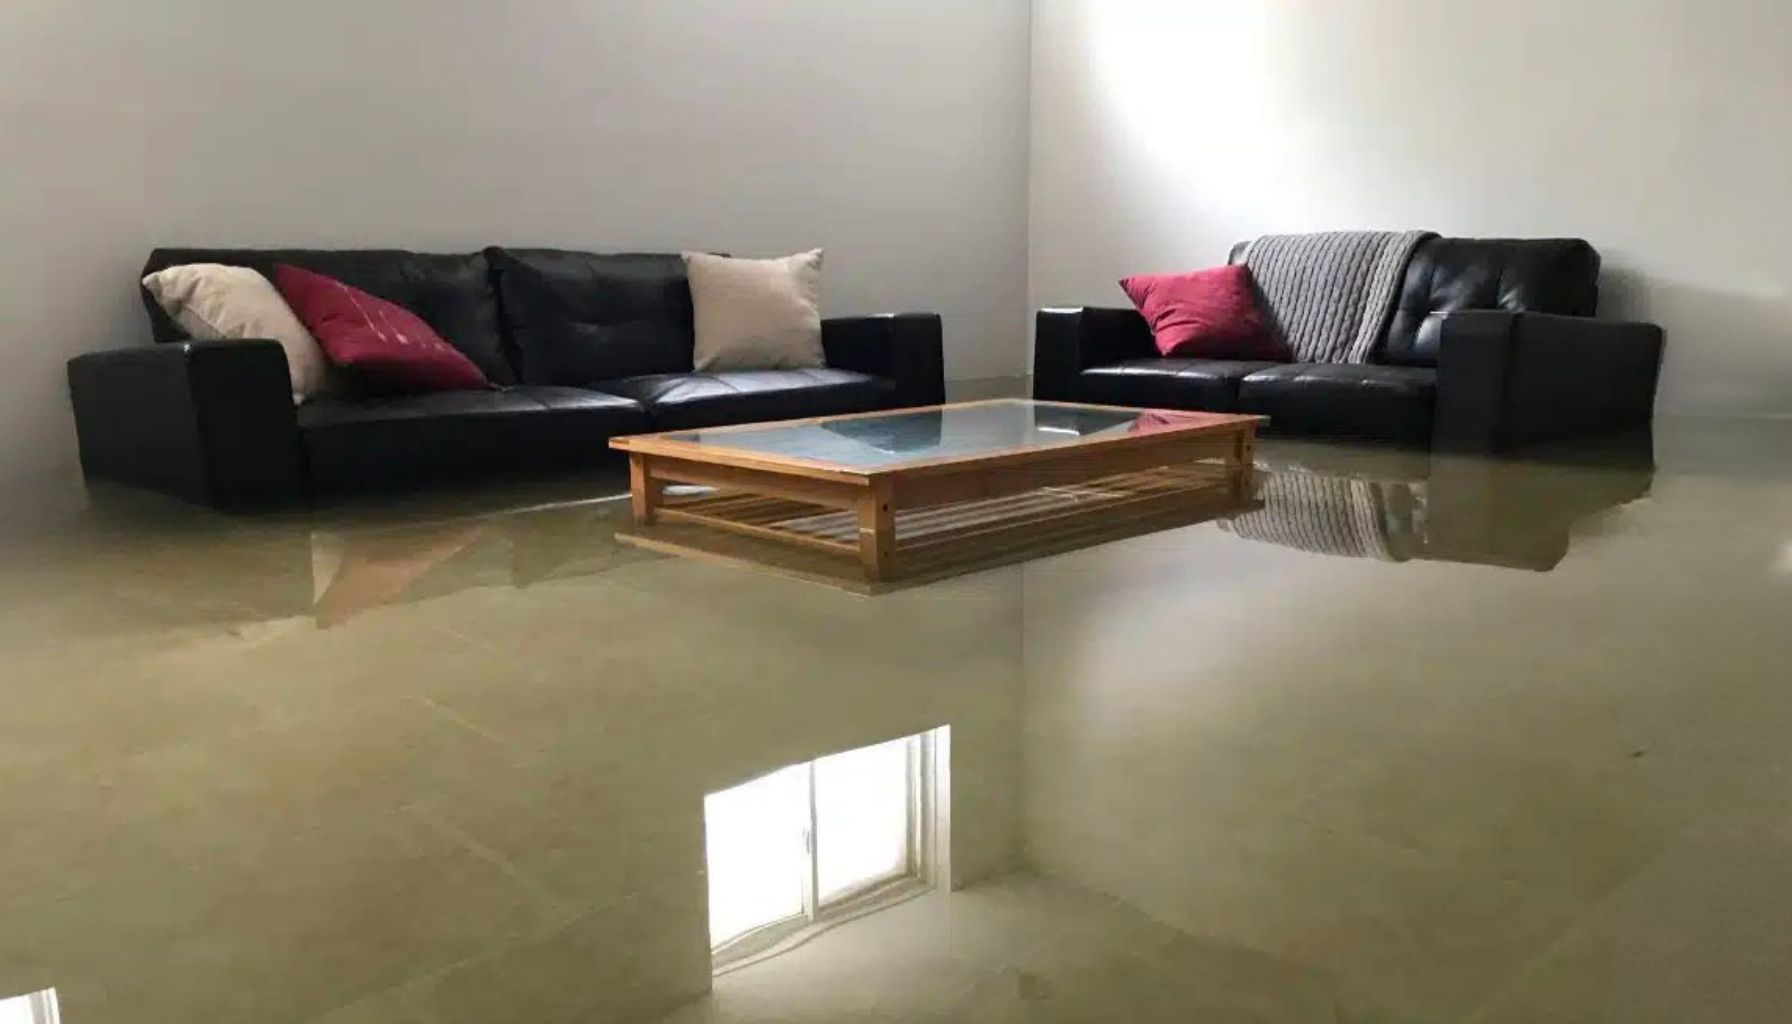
[{"x1": 610, "y1": 399, "x2": 1262, "y2": 583}]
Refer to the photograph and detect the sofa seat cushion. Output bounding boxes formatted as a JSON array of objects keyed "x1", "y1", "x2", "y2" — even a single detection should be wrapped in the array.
[
  {"x1": 1078, "y1": 359, "x2": 1283, "y2": 412},
  {"x1": 1238, "y1": 364, "x2": 1437, "y2": 443},
  {"x1": 297, "y1": 386, "x2": 647, "y2": 491},
  {"x1": 595, "y1": 368, "x2": 892, "y2": 431}
]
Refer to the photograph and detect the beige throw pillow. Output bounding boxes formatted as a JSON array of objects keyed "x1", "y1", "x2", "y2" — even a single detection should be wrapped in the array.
[
  {"x1": 142, "y1": 263, "x2": 332, "y2": 403},
  {"x1": 684, "y1": 250, "x2": 826, "y2": 372}
]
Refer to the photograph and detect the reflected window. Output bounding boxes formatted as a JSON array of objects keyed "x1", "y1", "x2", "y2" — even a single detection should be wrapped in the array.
[
  {"x1": 705, "y1": 728, "x2": 946, "y2": 966},
  {"x1": 0, "y1": 989, "x2": 58, "y2": 1024}
]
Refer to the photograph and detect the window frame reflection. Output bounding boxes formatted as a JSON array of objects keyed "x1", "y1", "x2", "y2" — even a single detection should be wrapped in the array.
[{"x1": 706, "y1": 728, "x2": 946, "y2": 970}]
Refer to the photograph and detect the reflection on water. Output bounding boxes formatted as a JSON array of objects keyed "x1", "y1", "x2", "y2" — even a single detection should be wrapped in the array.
[
  {"x1": 8, "y1": 419, "x2": 1792, "y2": 1022},
  {"x1": 278, "y1": 435, "x2": 1659, "y2": 626},
  {"x1": 1225, "y1": 438, "x2": 1654, "y2": 570},
  {"x1": 706, "y1": 729, "x2": 946, "y2": 967},
  {"x1": 304, "y1": 500, "x2": 653, "y2": 625},
  {"x1": 0, "y1": 989, "x2": 58, "y2": 1024}
]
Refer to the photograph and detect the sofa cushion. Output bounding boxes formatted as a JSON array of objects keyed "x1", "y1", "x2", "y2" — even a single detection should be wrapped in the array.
[
  {"x1": 297, "y1": 386, "x2": 647, "y2": 491},
  {"x1": 1078, "y1": 358, "x2": 1282, "y2": 412},
  {"x1": 140, "y1": 263, "x2": 334, "y2": 403},
  {"x1": 1120, "y1": 265, "x2": 1289, "y2": 361},
  {"x1": 1239, "y1": 364, "x2": 1437, "y2": 444},
  {"x1": 273, "y1": 265, "x2": 492, "y2": 394},
  {"x1": 1380, "y1": 238, "x2": 1601, "y2": 367},
  {"x1": 686, "y1": 250, "x2": 827, "y2": 372},
  {"x1": 595, "y1": 368, "x2": 891, "y2": 431},
  {"x1": 142, "y1": 248, "x2": 513, "y2": 385},
  {"x1": 486, "y1": 248, "x2": 695, "y2": 386}
]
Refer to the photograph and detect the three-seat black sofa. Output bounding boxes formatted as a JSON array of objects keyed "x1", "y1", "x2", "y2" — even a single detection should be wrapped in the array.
[
  {"x1": 68, "y1": 247, "x2": 945, "y2": 509},
  {"x1": 1034, "y1": 236, "x2": 1665, "y2": 451}
]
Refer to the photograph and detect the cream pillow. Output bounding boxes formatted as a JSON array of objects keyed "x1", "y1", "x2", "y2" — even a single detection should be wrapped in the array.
[
  {"x1": 684, "y1": 249, "x2": 826, "y2": 372},
  {"x1": 142, "y1": 263, "x2": 332, "y2": 403}
]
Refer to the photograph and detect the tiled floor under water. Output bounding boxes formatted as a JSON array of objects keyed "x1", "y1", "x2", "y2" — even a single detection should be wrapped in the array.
[{"x1": 2, "y1": 415, "x2": 1791, "y2": 1023}]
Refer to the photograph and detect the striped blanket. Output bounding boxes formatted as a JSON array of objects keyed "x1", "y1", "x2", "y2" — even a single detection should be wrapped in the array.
[
  {"x1": 1223, "y1": 470, "x2": 1402, "y2": 561},
  {"x1": 1241, "y1": 230, "x2": 1434, "y2": 364}
]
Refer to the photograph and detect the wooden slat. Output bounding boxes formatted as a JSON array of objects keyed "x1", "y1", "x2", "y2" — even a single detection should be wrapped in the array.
[
  {"x1": 614, "y1": 492, "x2": 1261, "y2": 595},
  {"x1": 900, "y1": 468, "x2": 1229, "y2": 556},
  {"x1": 641, "y1": 464, "x2": 1235, "y2": 576},
  {"x1": 775, "y1": 488, "x2": 1107, "y2": 543},
  {"x1": 892, "y1": 434, "x2": 1239, "y2": 508},
  {"x1": 750, "y1": 468, "x2": 1219, "y2": 545},
  {"x1": 899, "y1": 488, "x2": 1245, "y2": 575},
  {"x1": 658, "y1": 505, "x2": 858, "y2": 555},
  {"x1": 896, "y1": 473, "x2": 1232, "y2": 559},
  {"x1": 636, "y1": 455, "x2": 867, "y2": 509},
  {"x1": 674, "y1": 494, "x2": 801, "y2": 526}
]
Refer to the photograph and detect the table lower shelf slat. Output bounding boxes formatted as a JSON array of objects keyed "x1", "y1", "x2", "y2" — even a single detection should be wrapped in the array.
[{"x1": 651, "y1": 462, "x2": 1237, "y2": 581}]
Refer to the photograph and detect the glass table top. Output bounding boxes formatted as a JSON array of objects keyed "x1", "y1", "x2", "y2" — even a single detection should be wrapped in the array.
[{"x1": 659, "y1": 400, "x2": 1235, "y2": 470}]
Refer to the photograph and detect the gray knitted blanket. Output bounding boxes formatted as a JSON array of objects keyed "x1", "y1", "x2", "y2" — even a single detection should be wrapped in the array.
[{"x1": 1241, "y1": 230, "x2": 1434, "y2": 363}]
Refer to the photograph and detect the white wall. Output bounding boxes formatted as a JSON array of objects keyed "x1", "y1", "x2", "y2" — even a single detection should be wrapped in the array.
[
  {"x1": 11, "y1": 1, "x2": 1788, "y2": 490},
  {"x1": 0, "y1": 0, "x2": 1032, "y2": 485},
  {"x1": 1029, "y1": 0, "x2": 1792, "y2": 417}
]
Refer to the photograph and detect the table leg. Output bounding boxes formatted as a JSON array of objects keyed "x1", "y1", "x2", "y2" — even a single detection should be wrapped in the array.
[
  {"x1": 856, "y1": 485, "x2": 896, "y2": 581},
  {"x1": 1230, "y1": 430, "x2": 1256, "y2": 498},
  {"x1": 629, "y1": 454, "x2": 662, "y2": 525}
]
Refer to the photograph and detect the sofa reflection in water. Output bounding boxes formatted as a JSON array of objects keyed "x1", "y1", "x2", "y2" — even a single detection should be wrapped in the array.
[
  {"x1": 308, "y1": 500, "x2": 656, "y2": 626},
  {"x1": 1221, "y1": 434, "x2": 1656, "y2": 571}
]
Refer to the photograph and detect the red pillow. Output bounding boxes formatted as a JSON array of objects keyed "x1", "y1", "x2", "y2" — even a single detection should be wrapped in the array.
[
  {"x1": 272, "y1": 265, "x2": 491, "y2": 393},
  {"x1": 1119, "y1": 265, "x2": 1289, "y2": 361}
]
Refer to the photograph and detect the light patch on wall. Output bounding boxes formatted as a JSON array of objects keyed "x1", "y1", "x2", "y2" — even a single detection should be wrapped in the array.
[
  {"x1": 1087, "y1": 3, "x2": 1279, "y2": 161},
  {"x1": 1079, "y1": 2, "x2": 1306, "y2": 234}
]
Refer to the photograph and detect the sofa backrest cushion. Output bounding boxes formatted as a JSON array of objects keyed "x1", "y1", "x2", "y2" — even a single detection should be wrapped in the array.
[
  {"x1": 1227, "y1": 236, "x2": 1602, "y2": 368},
  {"x1": 141, "y1": 248, "x2": 514, "y2": 384},
  {"x1": 485, "y1": 248, "x2": 694, "y2": 385},
  {"x1": 1379, "y1": 237, "x2": 1601, "y2": 367}
]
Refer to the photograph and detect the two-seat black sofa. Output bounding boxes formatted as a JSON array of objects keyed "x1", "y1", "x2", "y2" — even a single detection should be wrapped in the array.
[
  {"x1": 1035, "y1": 237, "x2": 1665, "y2": 451},
  {"x1": 68, "y1": 247, "x2": 945, "y2": 509}
]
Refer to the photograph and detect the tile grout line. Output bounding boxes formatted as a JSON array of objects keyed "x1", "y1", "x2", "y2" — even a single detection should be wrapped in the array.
[
  {"x1": 398, "y1": 798, "x2": 569, "y2": 920},
  {"x1": 407, "y1": 691, "x2": 524, "y2": 755}
]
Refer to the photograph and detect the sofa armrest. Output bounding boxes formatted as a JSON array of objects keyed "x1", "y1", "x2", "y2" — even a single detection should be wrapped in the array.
[
  {"x1": 67, "y1": 340, "x2": 304, "y2": 509},
  {"x1": 1432, "y1": 311, "x2": 1664, "y2": 452},
  {"x1": 1421, "y1": 446, "x2": 1656, "y2": 571},
  {"x1": 1032, "y1": 307, "x2": 1154, "y2": 401},
  {"x1": 822, "y1": 313, "x2": 945, "y2": 409}
]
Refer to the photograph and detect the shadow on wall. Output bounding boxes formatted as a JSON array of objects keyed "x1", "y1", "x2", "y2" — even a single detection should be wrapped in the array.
[{"x1": 1602, "y1": 269, "x2": 1792, "y2": 417}]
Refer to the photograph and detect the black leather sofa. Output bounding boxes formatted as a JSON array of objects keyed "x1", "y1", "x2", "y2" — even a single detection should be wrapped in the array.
[
  {"x1": 68, "y1": 247, "x2": 945, "y2": 508},
  {"x1": 1035, "y1": 237, "x2": 1665, "y2": 451}
]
